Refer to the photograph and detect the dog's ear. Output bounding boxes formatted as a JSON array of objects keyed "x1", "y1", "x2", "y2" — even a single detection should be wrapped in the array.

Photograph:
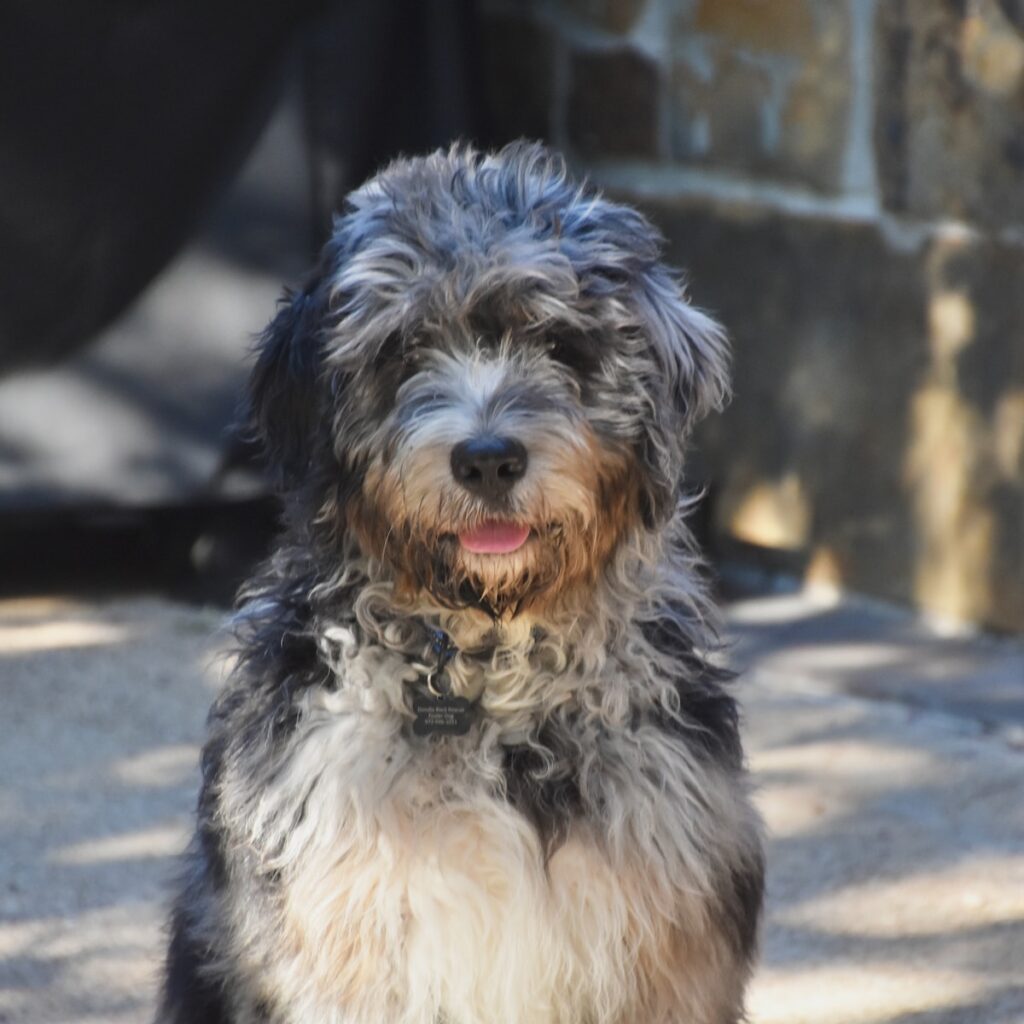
[
  {"x1": 634, "y1": 264, "x2": 730, "y2": 431},
  {"x1": 629, "y1": 264, "x2": 730, "y2": 527},
  {"x1": 249, "y1": 287, "x2": 326, "y2": 489}
]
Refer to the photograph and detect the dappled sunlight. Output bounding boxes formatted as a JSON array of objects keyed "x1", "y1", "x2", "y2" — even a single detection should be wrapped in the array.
[
  {"x1": 804, "y1": 545, "x2": 844, "y2": 588},
  {"x1": 781, "y1": 853, "x2": 1024, "y2": 939},
  {"x1": 0, "y1": 596, "x2": 227, "y2": 1021},
  {"x1": 743, "y1": 688, "x2": 873, "y2": 752},
  {"x1": 927, "y1": 290, "x2": 974, "y2": 363},
  {"x1": 1, "y1": 591, "x2": 1018, "y2": 1024},
  {"x1": 754, "y1": 780, "x2": 838, "y2": 838},
  {"x1": 0, "y1": 596, "x2": 81, "y2": 620},
  {"x1": 0, "y1": 618, "x2": 137, "y2": 655},
  {"x1": 993, "y1": 388, "x2": 1024, "y2": 481},
  {"x1": 727, "y1": 473, "x2": 812, "y2": 550},
  {"x1": 776, "y1": 641, "x2": 922, "y2": 673},
  {"x1": 963, "y1": 1, "x2": 1024, "y2": 96},
  {"x1": 0, "y1": 902, "x2": 162, "y2": 1024},
  {"x1": 726, "y1": 588, "x2": 1024, "y2": 733},
  {"x1": 728, "y1": 588, "x2": 842, "y2": 627},
  {"x1": 754, "y1": 736, "x2": 934, "y2": 784},
  {"x1": 903, "y1": 246, "x2": 1011, "y2": 628},
  {"x1": 743, "y1": 660, "x2": 1024, "y2": 1024},
  {"x1": 50, "y1": 823, "x2": 190, "y2": 867},
  {"x1": 905, "y1": 380, "x2": 994, "y2": 624},
  {"x1": 751, "y1": 726, "x2": 938, "y2": 839},
  {"x1": 749, "y1": 963, "x2": 987, "y2": 1024},
  {"x1": 0, "y1": 906, "x2": 156, "y2": 962},
  {"x1": 109, "y1": 745, "x2": 199, "y2": 788}
]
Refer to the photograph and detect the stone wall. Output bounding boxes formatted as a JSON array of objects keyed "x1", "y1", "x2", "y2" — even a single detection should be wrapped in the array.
[{"x1": 481, "y1": 0, "x2": 1024, "y2": 633}]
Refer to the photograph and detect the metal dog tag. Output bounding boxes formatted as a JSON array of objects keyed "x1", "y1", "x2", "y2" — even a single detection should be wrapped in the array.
[{"x1": 412, "y1": 693, "x2": 474, "y2": 736}]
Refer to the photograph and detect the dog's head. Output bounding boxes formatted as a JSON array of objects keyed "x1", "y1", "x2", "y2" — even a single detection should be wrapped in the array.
[{"x1": 251, "y1": 143, "x2": 728, "y2": 620}]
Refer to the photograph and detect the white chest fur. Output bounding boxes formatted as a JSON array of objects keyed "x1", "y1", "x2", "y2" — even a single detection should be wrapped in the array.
[{"x1": 244, "y1": 683, "x2": 745, "y2": 1024}]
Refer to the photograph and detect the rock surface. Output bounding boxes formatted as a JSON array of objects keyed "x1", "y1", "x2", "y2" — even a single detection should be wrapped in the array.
[
  {"x1": 569, "y1": 48, "x2": 662, "y2": 158},
  {"x1": 634, "y1": 196, "x2": 1024, "y2": 634},
  {"x1": 671, "y1": 0, "x2": 852, "y2": 191},
  {"x1": 478, "y1": 0, "x2": 1024, "y2": 635},
  {"x1": 876, "y1": 0, "x2": 1024, "y2": 227}
]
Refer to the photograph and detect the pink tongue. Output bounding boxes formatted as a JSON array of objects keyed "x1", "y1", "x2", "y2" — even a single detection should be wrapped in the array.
[{"x1": 459, "y1": 521, "x2": 531, "y2": 554}]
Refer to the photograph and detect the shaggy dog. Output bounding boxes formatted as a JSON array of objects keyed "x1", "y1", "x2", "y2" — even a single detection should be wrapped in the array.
[{"x1": 158, "y1": 143, "x2": 763, "y2": 1024}]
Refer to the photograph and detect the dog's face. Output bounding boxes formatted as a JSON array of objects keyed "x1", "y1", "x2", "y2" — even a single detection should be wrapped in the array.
[{"x1": 251, "y1": 145, "x2": 728, "y2": 619}]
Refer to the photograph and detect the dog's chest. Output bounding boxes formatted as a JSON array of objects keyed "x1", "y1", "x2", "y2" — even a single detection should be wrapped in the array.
[{"x1": 262, "y1": 705, "x2": 675, "y2": 1024}]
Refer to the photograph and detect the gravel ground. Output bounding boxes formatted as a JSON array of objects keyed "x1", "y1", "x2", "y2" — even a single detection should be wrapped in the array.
[{"x1": 1, "y1": 591, "x2": 1021, "y2": 1024}]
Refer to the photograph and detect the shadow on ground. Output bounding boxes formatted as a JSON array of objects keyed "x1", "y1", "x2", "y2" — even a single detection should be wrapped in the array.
[
  {"x1": 0, "y1": 589, "x2": 1022, "y2": 1023},
  {"x1": 733, "y1": 591, "x2": 1024, "y2": 1024},
  {"x1": 0, "y1": 598, "x2": 224, "y2": 1024}
]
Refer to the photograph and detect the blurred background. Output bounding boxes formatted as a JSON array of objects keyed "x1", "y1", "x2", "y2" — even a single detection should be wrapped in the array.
[
  {"x1": 2, "y1": 4, "x2": 1023, "y2": 1023},
  {"x1": 1, "y1": 0, "x2": 1022, "y2": 633}
]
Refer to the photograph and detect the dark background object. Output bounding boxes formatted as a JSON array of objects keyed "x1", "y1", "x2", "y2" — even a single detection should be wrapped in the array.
[
  {"x1": 0, "y1": 0, "x2": 488, "y2": 597},
  {"x1": 0, "y1": 0, "x2": 317, "y2": 373},
  {"x1": 304, "y1": 0, "x2": 485, "y2": 243},
  {"x1": 0, "y1": 0, "x2": 484, "y2": 493},
  {"x1": 0, "y1": 0, "x2": 486, "y2": 375},
  {"x1": 0, "y1": 498, "x2": 280, "y2": 605}
]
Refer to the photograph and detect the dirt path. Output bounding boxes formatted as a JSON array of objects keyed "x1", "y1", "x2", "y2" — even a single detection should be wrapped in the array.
[{"x1": 1, "y1": 593, "x2": 1021, "y2": 1023}]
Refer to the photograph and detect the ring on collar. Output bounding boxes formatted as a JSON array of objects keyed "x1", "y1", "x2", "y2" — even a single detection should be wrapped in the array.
[
  {"x1": 407, "y1": 627, "x2": 459, "y2": 696},
  {"x1": 411, "y1": 627, "x2": 474, "y2": 737},
  {"x1": 424, "y1": 627, "x2": 458, "y2": 696}
]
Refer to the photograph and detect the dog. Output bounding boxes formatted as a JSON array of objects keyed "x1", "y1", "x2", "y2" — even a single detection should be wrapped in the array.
[{"x1": 158, "y1": 142, "x2": 763, "y2": 1024}]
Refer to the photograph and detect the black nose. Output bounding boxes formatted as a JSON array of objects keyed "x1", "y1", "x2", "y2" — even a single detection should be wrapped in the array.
[{"x1": 450, "y1": 435, "x2": 528, "y2": 499}]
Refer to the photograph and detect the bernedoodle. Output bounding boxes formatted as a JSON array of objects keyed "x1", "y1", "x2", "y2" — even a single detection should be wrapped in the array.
[{"x1": 158, "y1": 142, "x2": 764, "y2": 1024}]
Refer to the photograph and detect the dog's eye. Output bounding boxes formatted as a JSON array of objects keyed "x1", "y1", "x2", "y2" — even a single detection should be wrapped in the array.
[
  {"x1": 372, "y1": 333, "x2": 424, "y2": 380},
  {"x1": 546, "y1": 333, "x2": 600, "y2": 375}
]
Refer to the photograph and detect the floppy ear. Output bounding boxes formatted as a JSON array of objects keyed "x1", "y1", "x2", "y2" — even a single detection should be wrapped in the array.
[
  {"x1": 629, "y1": 264, "x2": 731, "y2": 527},
  {"x1": 634, "y1": 263, "x2": 731, "y2": 430},
  {"x1": 249, "y1": 287, "x2": 326, "y2": 490}
]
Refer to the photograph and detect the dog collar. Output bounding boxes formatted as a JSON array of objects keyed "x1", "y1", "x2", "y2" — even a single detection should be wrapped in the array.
[
  {"x1": 410, "y1": 627, "x2": 475, "y2": 737},
  {"x1": 423, "y1": 627, "x2": 458, "y2": 695}
]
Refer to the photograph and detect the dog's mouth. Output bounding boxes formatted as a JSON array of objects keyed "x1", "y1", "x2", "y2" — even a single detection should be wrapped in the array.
[
  {"x1": 457, "y1": 520, "x2": 532, "y2": 555},
  {"x1": 387, "y1": 519, "x2": 572, "y2": 616}
]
